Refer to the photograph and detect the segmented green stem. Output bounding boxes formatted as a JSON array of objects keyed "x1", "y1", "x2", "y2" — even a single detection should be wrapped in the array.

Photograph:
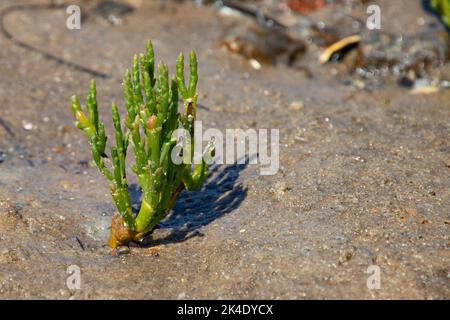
[{"x1": 71, "y1": 40, "x2": 213, "y2": 235}]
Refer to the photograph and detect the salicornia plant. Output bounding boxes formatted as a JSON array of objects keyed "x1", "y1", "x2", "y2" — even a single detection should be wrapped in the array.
[{"x1": 70, "y1": 41, "x2": 213, "y2": 248}]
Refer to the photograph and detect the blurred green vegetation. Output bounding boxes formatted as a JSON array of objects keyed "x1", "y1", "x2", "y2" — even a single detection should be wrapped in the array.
[{"x1": 431, "y1": 0, "x2": 450, "y2": 27}]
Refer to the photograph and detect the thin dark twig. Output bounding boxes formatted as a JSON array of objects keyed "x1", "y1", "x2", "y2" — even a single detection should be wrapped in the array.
[
  {"x1": 0, "y1": 117, "x2": 14, "y2": 137},
  {"x1": 76, "y1": 236, "x2": 85, "y2": 250}
]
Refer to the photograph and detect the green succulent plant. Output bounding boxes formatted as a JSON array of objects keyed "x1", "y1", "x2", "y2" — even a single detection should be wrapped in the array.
[{"x1": 70, "y1": 41, "x2": 213, "y2": 248}]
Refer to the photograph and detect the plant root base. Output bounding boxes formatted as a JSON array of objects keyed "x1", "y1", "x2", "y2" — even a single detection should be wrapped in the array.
[{"x1": 108, "y1": 213, "x2": 145, "y2": 248}]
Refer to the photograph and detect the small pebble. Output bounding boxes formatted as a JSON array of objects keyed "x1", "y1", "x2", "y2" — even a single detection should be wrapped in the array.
[
  {"x1": 249, "y1": 59, "x2": 261, "y2": 70},
  {"x1": 289, "y1": 101, "x2": 304, "y2": 111},
  {"x1": 111, "y1": 246, "x2": 130, "y2": 256},
  {"x1": 22, "y1": 120, "x2": 34, "y2": 131}
]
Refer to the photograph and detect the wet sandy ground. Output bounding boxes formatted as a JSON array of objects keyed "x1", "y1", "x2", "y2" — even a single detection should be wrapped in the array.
[{"x1": 0, "y1": 0, "x2": 449, "y2": 299}]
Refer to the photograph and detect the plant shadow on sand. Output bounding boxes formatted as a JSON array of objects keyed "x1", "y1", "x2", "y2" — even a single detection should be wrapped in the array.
[{"x1": 128, "y1": 164, "x2": 248, "y2": 246}]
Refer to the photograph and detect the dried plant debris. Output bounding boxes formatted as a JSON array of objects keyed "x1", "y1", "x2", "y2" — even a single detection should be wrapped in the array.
[
  {"x1": 216, "y1": 0, "x2": 450, "y2": 88},
  {"x1": 93, "y1": 0, "x2": 134, "y2": 25},
  {"x1": 319, "y1": 34, "x2": 361, "y2": 64},
  {"x1": 353, "y1": 30, "x2": 450, "y2": 78},
  {"x1": 221, "y1": 20, "x2": 306, "y2": 68}
]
